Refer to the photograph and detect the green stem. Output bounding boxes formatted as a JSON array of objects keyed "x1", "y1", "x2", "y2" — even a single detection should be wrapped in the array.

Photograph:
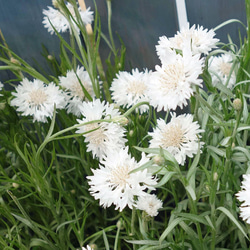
[
  {"x1": 123, "y1": 102, "x2": 150, "y2": 117},
  {"x1": 106, "y1": 0, "x2": 117, "y2": 56},
  {"x1": 130, "y1": 207, "x2": 136, "y2": 236},
  {"x1": 34, "y1": 118, "x2": 113, "y2": 166},
  {"x1": 188, "y1": 195, "x2": 203, "y2": 243},
  {"x1": 114, "y1": 220, "x2": 122, "y2": 250}
]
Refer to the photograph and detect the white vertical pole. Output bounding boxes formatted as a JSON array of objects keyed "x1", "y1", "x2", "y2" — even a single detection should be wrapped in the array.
[{"x1": 175, "y1": 0, "x2": 188, "y2": 30}]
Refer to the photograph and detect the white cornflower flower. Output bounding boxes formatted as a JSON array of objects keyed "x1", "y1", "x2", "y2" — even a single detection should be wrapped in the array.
[
  {"x1": 81, "y1": 245, "x2": 94, "y2": 250},
  {"x1": 59, "y1": 66, "x2": 95, "y2": 116},
  {"x1": 148, "y1": 113, "x2": 203, "y2": 165},
  {"x1": 110, "y1": 68, "x2": 151, "y2": 113},
  {"x1": 147, "y1": 49, "x2": 203, "y2": 112},
  {"x1": 0, "y1": 82, "x2": 3, "y2": 96},
  {"x1": 236, "y1": 174, "x2": 250, "y2": 224},
  {"x1": 10, "y1": 78, "x2": 67, "y2": 122},
  {"x1": 42, "y1": 2, "x2": 93, "y2": 35},
  {"x1": 208, "y1": 53, "x2": 237, "y2": 89},
  {"x1": 136, "y1": 193, "x2": 163, "y2": 217},
  {"x1": 87, "y1": 147, "x2": 157, "y2": 211},
  {"x1": 76, "y1": 99, "x2": 127, "y2": 159},
  {"x1": 156, "y1": 23, "x2": 219, "y2": 59}
]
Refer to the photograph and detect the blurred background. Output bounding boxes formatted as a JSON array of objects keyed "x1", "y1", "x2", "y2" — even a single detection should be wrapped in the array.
[{"x1": 0, "y1": 0, "x2": 247, "y2": 82}]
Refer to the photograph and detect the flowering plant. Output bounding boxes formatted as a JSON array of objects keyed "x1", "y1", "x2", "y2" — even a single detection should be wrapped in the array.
[{"x1": 0, "y1": 0, "x2": 250, "y2": 249}]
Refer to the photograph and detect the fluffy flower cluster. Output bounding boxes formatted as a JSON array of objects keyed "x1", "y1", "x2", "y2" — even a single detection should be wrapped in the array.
[
  {"x1": 149, "y1": 113, "x2": 204, "y2": 165},
  {"x1": 10, "y1": 78, "x2": 67, "y2": 122},
  {"x1": 81, "y1": 245, "x2": 94, "y2": 250},
  {"x1": 43, "y1": 2, "x2": 93, "y2": 35},
  {"x1": 110, "y1": 68, "x2": 151, "y2": 113},
  {"x1": 87, "y1": 147, "x2": 158, "y2": 211},
  {"x1": 147, "y1": 48, "x2": 204, "y2": 111},
  {"x1": 136, "y1": 193, "x2": 163, "y2": 217},
  {"x1": 75, "y1": 99, "x2": 127, "y2": 159},
  {"x1": 146, "y1": 23, "x2": 219, "y2": 112},
  {"x1": 236, "y1": 174, "x2": 250, "y2": 224},
  {"x1": 59, "y1": 66, "x2": 95, "y2": 116},
  {"x1": 208, "y1": 52, "x2": 238, "y2": 89},
  {"x1": 110, "y1": 24, "x2": 219, "y2": 113},
  {"x1": 156, "y1": 23, "x2": 219, "y2": 57}
]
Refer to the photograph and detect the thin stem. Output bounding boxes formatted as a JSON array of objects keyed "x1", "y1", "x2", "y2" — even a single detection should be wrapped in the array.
[
  {"x1": 106, "y1": 0, "x2": 117, "y2": 56},
  {"x1": 114, "y1": 220, "x2": 121, "y2": 250},
  {"x1": 130, "y1": 207, "x2": 136, "y2": 236},
  {"x1": 34, "y1": 118, "x2": 113, "y2": 165},
  {"x1": 123, "y1": 102, "x2": 150, "y2": 117}
]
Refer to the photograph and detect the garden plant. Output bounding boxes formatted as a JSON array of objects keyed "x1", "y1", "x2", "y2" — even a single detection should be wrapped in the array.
[{"x1": 1, "y1": 0, "x2": 250, "y2": 249}]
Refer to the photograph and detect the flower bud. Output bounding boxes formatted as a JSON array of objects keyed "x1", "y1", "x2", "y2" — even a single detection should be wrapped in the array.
[
  {"x1": 52, "y1": 0, "x2": 60, "y2": 9},
  {"x1": 0, "y1": 102, "x2": 5, "y2": 110},
  {"x1": 129, "y1": 130, "x2": 134, "y2": 137},
  {"x1": 213, "y1": 172, "x2": 218, "y2": 182},
  {"x1": 10, "y1": 57, "x2": 20, "y2": 65},
  {"x1": 112, "y1": 116, "x2": 129, "y2": 126},
  {"x1": 89, "y1": 244, "x2": 98, "y2": 250},
  {"x1": 233, "y1": 98, "x2": 242, "y2": 111},
  {"x1": 12, "y1": 183, "x2": 20, "y2": 188},
  {"x1": 47, "y1": 55, "x2": 54, "y2": 61},
  {"x1": 153, "y1": 155, "x2": 165, "y2": 166}
]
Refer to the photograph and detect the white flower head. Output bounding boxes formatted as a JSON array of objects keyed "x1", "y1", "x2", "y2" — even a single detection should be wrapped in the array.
[
  {"x1": 110, "y1": 68, "x2": 151, "y2": 113},
  {"x1": 10, "y1": 78, "x2": 67, "y2": 122},
  {"x1": 0, "y1": 82, "x2": 3, "y2": 96},
  {"x1": 42, "y1": 2, "x2": 93, "y2": 35},
  {"x1": 76, "y1": 99, "x2": 127, "y2": 159},
  {"x1": 136, "y1": 193, "x2": 163, "y2": 217},
  {"x1": 59, "y1": 66, "x2": 95, "y2": 116},
  {"x1": 236, "y1": 174, "x2": 250, "y2": 224},
  {"x1": 208, "y1": 53, "x2": 238, "y2": 89},
  {"x1": 81, "y1": 245, "x2": 94, "y2": 250},
  {"x1": 147, "y1": 49, "x2": 204, "y2": 112},
  {"x1": 156, "y1": 23, "x2": 219, "y2": 58},
  {"x1": 87, "y1": 147, "x2": 157, "y2": 211},
  {"x1": 148, "y1": 113, "x2": 203, "y2": 165}
]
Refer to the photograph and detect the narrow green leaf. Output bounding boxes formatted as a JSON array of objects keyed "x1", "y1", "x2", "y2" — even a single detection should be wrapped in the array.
[
  {"x1": 217, "y1": 207, "x2": 249, "y2": 239},
  {"x1": 159, "y1": 218, "x2": 185, "y2": 243},
  {"x1": 185, "y1": 184, "x2": 196, "y2": 200},
  {"x1": 154, "y1": 171, "x2": 175, "y2": 188}
]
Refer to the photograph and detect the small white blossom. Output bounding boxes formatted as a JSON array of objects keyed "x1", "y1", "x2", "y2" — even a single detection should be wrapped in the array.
[
  {"x1": 10, "y1": 78, "x2": 67, "y2": 122},
  {"x1": 136, "y1": 193, "x2": 163, "y2": 217},
  {"x1": 148, "y1": 113, "x2": 203, "y2": 165},
  {"x1": 110, "y1": 68, "x2": 151, "y2": 113},
  {"x1": 236, "y1": 174, "x2": 250, "y2": 224},
  {"x1": 147, "y1": 48, "x2": 204, "y2": 112},
  {"x1": 81, "y1": 245, "x2": 94, "y2": 250},
  {"x1": 42, "y1": 2, "x2": 93, "y2": 35},
  {"x1": 76, "y1": 99, "x2": 127, "y2": 159},
  {"x1": 208, "y1": 53, "x2": 238, "y2": 89},
  {"x1": 87, "y1": 147, "x2": 157, "y2": 211},
  {"x1": 0, "y1": 82, "x2": 3, "y2": 96},
  {"x1": 156, "y1": 23, "x2": 219, "y2": 59},
  {"x1": 59, "y1": 66, "x2": 95, "y2": 116}
]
